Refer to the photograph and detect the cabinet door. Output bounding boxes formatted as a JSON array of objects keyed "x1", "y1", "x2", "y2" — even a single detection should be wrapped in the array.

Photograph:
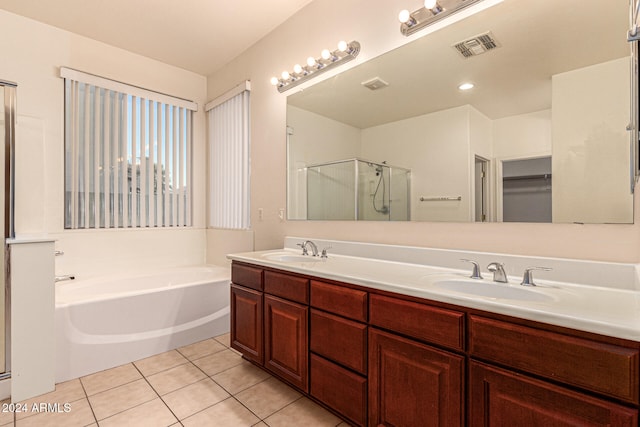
[
  {"x1": 368, "y1": 328, "x2": 464, "y2": 427},
  {"x1": 469, "y1": 361, "x2": 638, "y2": 427},
  {"x1": 230, "y1": 284, "x2": 263, "y2": 364},
  {"x1": 264, "y1": 294, "x2": 309, "y2": 392}
]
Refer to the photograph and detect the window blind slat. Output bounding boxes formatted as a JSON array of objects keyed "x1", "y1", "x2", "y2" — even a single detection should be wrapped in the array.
[
  {"x1": 186, "y1": 112, "x2": 192, "y2": 226},
  {"x1": 140, "y1": 99, "x2": 147, "y2": 227}
]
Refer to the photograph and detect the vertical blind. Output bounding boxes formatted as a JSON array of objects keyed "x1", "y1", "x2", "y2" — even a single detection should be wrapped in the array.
[
  {"x1": 207, "y1": 82, "x2": 251, "y2": 229},
  {"x1": 62, "y1": 68, "x2": 196, "y2": 229}
]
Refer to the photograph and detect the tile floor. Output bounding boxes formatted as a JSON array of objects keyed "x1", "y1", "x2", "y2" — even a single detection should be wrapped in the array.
[{"x1": 0, "y1": 334, "x2": 349, "y2": 426}]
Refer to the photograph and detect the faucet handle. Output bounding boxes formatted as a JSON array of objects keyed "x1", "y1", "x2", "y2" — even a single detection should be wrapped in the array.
[
  {"x1": 521, "y1": 266, "x2": 552, "y2": 287},
  {"x1": 320, "y1": 246, "x2": 332, "y2": 259},
  {"x1": 460, "y1": 259, "x2": 483, "y2": 279},
  {"x1": 296, "y1": 243, "x2": 308, "y2": 256}
]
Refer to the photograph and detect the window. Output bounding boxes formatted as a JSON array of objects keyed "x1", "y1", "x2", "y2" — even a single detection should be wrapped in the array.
[
  {"x1": 62, "y1": 68, "x2": 196, "y2": 229},
  {"x1": 207, "y1": 81, "x2": 251, "y2": 230}
]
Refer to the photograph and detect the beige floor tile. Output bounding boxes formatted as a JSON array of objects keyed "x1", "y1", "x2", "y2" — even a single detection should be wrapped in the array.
[
  {"x1": 178, "y1": 338, "x2": 226, "y2": 360},
  {"x1": 147, "y1": 363, "x2": 206, "y2": 396},
  {"x1": 234, "y1": 377, "x2": 302, "y2": 419},
  {"x1": 81, "y1": 363, "x2": 142, "y2": 396},
  {"x1": 214, "y1": 333, "x2": 231, "y2": 348},
  {"x1": 162, "y1": 378, "x2": 230, "y2": 420},
  {"x1": 0, "y1": 398, "x2": 14, "y2": 426},
  {"x1": 134, "y1": 350, "x2": 188, "y2": 377},
  {"x1": 15, "y1": 379, "x2": 87, "y2": 420},
  {"x1": 99, "y1": 398, "x2": 177, "y2": 427},
  {"x1": 88, "y1": 378, "x2": 157, "y2": 420},
  {"x1": 263, "y1": 397, "x2": 341, "y2": 427},
  {"x1": 181, "y1": 397, "x2": 259, "y2": 427},
  {"x1": 192, "y1": 349, "x2": 243, "y2": 376},
  {"x1": 211, "y1": 361, "x2": 271, "y2": 395},
  {"x1": 15, "y1": 398, "x2": 95, "y2": 427}
]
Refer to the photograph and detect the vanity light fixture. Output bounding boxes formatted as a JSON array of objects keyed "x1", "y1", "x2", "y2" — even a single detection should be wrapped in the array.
[
  {"x1": 399, "y1": 0, "x2": 484, "y2": 36},
  {"x1": 270, "y1": 40, "x2": 361, "y2": 93}
]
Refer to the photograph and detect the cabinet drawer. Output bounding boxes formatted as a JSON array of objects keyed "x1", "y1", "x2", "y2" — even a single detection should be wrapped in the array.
[
  {"x1": 469, "y1": 361, "x2": 638, "y2": 426},
  {"x1": 264, "y1": 271, "x2": 309, "y2": 304},
  {"x1": 369, "y1": 294, "x2": 464, "y2": 351},
  {"x1": 469, "y1": 315, "x2": 640, "y2": 404},
  {"x1": 310, "y1": 309, "x2": 367, "y2": 374},
  {"x1": 310, "y1": 280, "x2": 367, "y2": 322},
  {"x1": 310, "y1": 354, "x2": 367, "y2": 427},
  {"x1": 231, "y1": 263, "x2": 263, "y2": 291}
]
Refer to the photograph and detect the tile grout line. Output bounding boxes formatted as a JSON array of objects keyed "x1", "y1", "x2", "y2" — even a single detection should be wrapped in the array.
[
  {"x1": 78, "y1": 378, "x2": 99, "y2": 426},
  {"x1": 130, "y1": 361, "x2": 183, "y2": 426}
]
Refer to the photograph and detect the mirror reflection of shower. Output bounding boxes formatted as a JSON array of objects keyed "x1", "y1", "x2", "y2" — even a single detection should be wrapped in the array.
[
  {"x1": 369, "y1": 161, "x2": 389, "y2": 215},
  {"x1": 305, "y1": 158, "x2": 410, "y2": 221}
]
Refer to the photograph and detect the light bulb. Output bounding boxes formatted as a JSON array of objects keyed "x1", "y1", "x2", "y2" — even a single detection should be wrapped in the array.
[
  {"x1": 337, "y1": 40, "x2": 348, "y2": 52},
  {"x1": 270, "y1": 76, "x2": 279, "y2": 86},
  {"x1": 293, "y1": 64, "x2": 303, "y2": 74},
  {"x1": 398, "y1": 9, "x2": 411, "y2": 23},
  {"x1": 424, "y1": 0, "x2": 438, "y2": 9},
  {"x1": 281, "y1": 71, "x2": 290, "y2": 80},
  {"x1": 321, "y1": 49, "x2": 331, "y2": 60},
  {"x1": 307, "y1": 56, "x2": 316, "y2": 67},
  {"x1": 458, "y1": 82, "x2": 474, "y2": 91}
]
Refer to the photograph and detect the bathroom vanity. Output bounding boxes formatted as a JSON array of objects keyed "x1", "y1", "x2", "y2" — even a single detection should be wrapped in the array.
[{"x1": 228, "y1": 240, "x2": 640, "y2": 426}]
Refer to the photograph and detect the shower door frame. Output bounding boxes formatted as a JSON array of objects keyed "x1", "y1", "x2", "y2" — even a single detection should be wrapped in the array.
[{"x1": 0, "y1": 80, "x2": 16, "y2": 379}]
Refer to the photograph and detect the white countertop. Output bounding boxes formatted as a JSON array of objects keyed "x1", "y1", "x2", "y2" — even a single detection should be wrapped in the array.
[{"x1": 228, "y1": 247, "x2": 640, "y2": 342}]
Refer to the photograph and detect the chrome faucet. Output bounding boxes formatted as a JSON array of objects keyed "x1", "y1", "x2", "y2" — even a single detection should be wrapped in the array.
[
  {"x1": 297, "y1": 240, "x2": 319, "y2": 257},
  {"x1": 521, "y1": 266, "x2": 552, "y2": 286},
  {"x1": 460, "y1": 259, "x2": 483, "y2": 279},
  {"x1": 55, "y1": 274, "x2": 75, "y2": 283},
  {"x1": 487, "y1": 262, "x2": 508, "y2": 283}
]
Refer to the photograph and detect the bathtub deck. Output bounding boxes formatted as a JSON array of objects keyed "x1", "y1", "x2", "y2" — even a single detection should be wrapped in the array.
[{"x1": 1, "y1": 334, "x2": 348, "y2": 426}]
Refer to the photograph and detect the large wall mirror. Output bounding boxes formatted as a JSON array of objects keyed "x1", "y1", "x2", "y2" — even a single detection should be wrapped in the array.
[{"x1": 287, "y1": 0, "x2": 636, "y2": 223}]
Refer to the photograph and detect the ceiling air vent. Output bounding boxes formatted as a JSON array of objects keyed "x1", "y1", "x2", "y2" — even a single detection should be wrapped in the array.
[
  {"x1": 361, "y1": 77, "x2": 389, "y2": 91},
  {"x1": 453, "y1": 31, "x2": 500, "y2": 58}
]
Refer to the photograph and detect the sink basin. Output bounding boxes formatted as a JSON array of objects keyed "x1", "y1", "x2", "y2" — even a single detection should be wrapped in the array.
[
  {"x1": 263, "y1": 252, "x2": 320, "y2": 263},
  {"x1": 434, "y1": 279, "x2": 553, "y2": 302}
]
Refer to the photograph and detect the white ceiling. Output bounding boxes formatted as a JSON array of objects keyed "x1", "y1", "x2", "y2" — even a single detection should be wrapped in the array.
[
  {"x1": 0, "y1": 0, "x2": 314, "y2": 76},
  {"x1": 288, "y1": 0, "x2": 630, "y2": 127}
]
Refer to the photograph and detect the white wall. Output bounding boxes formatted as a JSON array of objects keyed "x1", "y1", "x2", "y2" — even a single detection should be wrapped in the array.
[
  {"x1": 287, "y1": 105, "x2": 361, "y2": 219},
  {"x1": 362, "y1": 106, "x2": 472, "y2": 222},
  {"x1": 207, "y1": 0, "x2": 640, "y2": 263},
  {"x1": 552, "y1": 57, "x2": 633, "y2": 224},
  {"x1": 493, "y1": 110, "x2": 552, "y2": 159},
  {"x1": 0, "y1": 10, "x2": 208, "y2": 276}
]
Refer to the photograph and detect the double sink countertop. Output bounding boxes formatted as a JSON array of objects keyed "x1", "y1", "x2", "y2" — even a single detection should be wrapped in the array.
[{"x1": 228, "y1": 238, "x2": 640, "y2": 342}]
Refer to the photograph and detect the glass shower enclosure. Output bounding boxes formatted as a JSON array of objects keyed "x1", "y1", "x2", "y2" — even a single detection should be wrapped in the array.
[{"x1": 306, "y1": 158, "x2": 410, "y2": 221}]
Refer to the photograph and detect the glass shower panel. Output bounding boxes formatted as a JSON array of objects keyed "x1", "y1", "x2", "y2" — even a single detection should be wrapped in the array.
[
  {"x1": 306, "y1": 158, "x2": 411, "y2": 221},
  {"x1": 390, "y1": 166, "x2": 411, "y2": 221},
  {"x1": 357, "y1": 160, "x2": 390, "y2": 221},
  {"x1": 307, "y1": 160, "x2": 356, "y2": 220}
]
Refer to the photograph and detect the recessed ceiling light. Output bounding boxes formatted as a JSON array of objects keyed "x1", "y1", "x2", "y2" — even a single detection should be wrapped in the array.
[{"x1": 458, "y1": 82, "x2": 474, "y2": 91}]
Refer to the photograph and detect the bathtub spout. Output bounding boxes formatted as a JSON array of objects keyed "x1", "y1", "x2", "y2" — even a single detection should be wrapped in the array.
[{"x1": 55, "y1": 274, "x2": 75, "y2": 283}]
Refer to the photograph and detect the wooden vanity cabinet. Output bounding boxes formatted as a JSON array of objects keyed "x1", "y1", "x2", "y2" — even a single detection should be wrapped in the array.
[
  {"x1": 469, "y1": 361, "x2": 638, "y2": 426},
  {"x1": 231, "y1": 264, "x2": 310, "y2": 393},
  {"x1": 263, "y1": 271, "x2": 310, "y2": 392},
  {"x1": 230, "y1": 264, "x2": 264, "y2": 364},
  {"x1": 368, "y1": 294, "x2": 465, "y2": 427},
  {"x1": 309, "y1": 280, "x2": 368, "y2": 426},
  {"x1": 230, "y1": 261, "x2": 640, "y2": 426}
]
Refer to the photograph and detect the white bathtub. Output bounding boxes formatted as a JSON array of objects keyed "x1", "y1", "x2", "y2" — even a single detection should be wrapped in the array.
[{"x1": 55, "y1": 265, "x2": 230, "y2": 382}]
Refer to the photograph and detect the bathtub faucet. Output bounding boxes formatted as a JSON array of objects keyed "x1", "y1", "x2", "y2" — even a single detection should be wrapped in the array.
[{"x1": 55, "y1": 274, "x2": 75, "y2": 283}]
